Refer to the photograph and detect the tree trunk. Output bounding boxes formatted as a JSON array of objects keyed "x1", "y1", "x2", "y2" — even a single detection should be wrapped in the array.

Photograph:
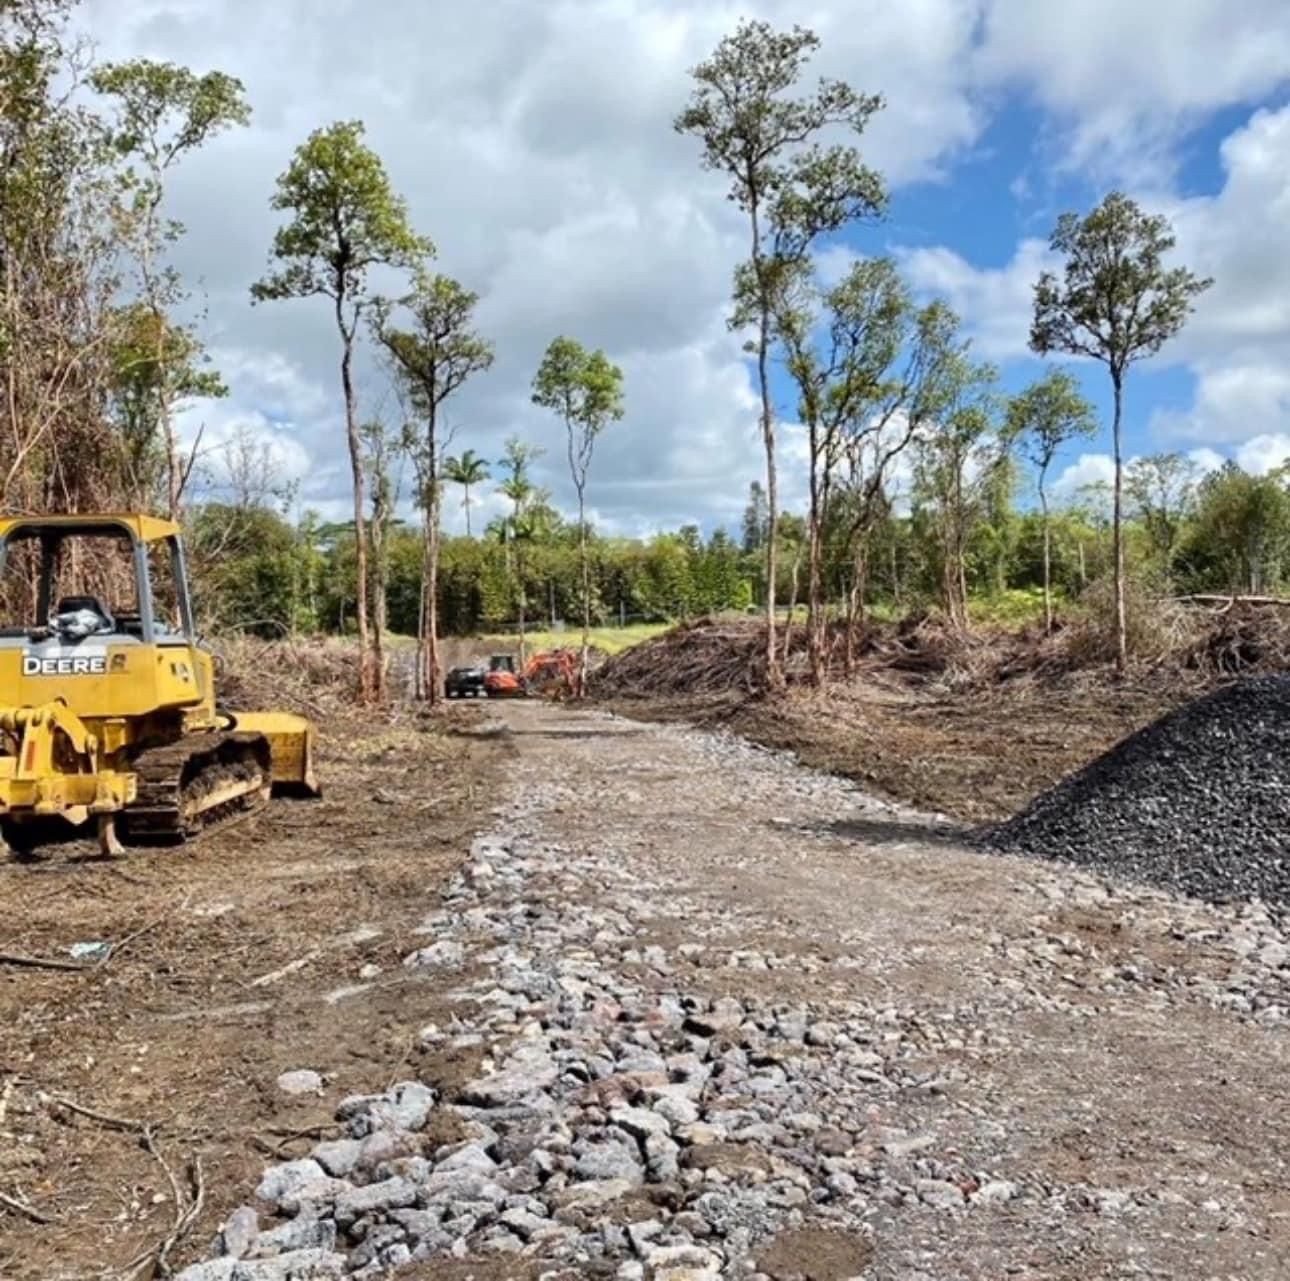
[
  {"x1": 577, "y1": 487, "x2": 591, "y2": 698},
  {"x1": 1111, "y1": 371, "x2": 1127, "y2": 672},
  {"x1": 463, "y1": 483, "x2": 472, "y2": 537},
  {"x1": 759, "y1": 317, "x2": 781, "y2": 689},
  {"x1": 1039, "y1": 476, "x2": 1053, "y2": 634},
  {"x1": 806, "y1": 430, "x2": 825, "y2": 688},
  {"x1": 781, "y1": 546, "x2": 802, "y2": 673},
  {"x1": 425, "y1": 475, "x2": 442, "y2": 704},
  {"x1": 749, "y1": 197, "x2": 781, "y2": 690},
  {"x1": 844, "y1": 533, "x2": 868, "y2": 675},
  {"x1": 415, "y1": 534, "x2": 429, "y2": 701},
  {"x1": 369, "y1": 485, "x2": 390, "y2": 702},
  {"x1": 516, "y1": 546, "x2": 527, "y2": 669},
  {"x1": 337, "y1": 305, "x2": 374, "y2": 703}
]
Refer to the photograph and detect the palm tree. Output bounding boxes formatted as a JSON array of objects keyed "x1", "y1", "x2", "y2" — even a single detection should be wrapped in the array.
[{"x1": 443, "y1": 449, "x2": 491, "y2": 536}]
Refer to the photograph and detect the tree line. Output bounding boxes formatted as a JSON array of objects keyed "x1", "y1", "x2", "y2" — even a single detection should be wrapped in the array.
[
  {"x1": 188, "y1": 448, "x2": 1290, "y2": 647},
  {"x1": 1, "y1": 5, "x2": 1221, "y2": 697}
]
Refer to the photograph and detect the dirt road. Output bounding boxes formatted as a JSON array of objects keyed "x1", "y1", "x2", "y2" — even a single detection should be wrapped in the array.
[
  {"x1": 7, "y1": 698, "x2": 1290, "y2": 1280},
  {"x1": 439, "y1": 700, "x2": 1289, "y2": 1281}
]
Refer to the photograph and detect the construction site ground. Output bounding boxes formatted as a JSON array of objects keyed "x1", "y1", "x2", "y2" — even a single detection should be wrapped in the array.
[
  {"x1": 605, "y1": 669, "x2": 1188, "y2": 825},
  {"x1": 3, "y1": 673, "x2": 1287, "y2": 1279}
]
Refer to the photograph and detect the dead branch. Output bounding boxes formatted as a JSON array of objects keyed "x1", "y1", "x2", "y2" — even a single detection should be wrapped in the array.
[
  {"x1": 249, "y1": 949, "x2": 321, "y2": 988},
  {"x1": 1173, "y1": 594, "x2": 1290, "y2": 608},
  {"x1": 0, "y1": 1188, "x2": 57, "y2": 1225},
  {"x1": 0, "y1": 951, "x2": 87, "y2": 973},
  {"x1": 42, "y1": 1092, "x2": 142, "y2": 1132}
]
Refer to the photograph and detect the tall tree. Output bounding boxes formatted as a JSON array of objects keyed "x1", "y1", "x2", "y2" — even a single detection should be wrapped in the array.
[
  {"x1": 771, "y1": 257, "x2": 906, "y2": 684},
  {"x1": 251, "y1": 120, "x2": 430, "y2": 701},
  {"x1": 532, "y1": 336, "x2": 625, "y2": 695},
  {"x1": 836, "y1": 298, "x2": 961, "y2": 659},
  {"x1": 912, "y1": 354, "x2": 1005, "y2": 629},
  {"x1": 92, "y1": 58, "x2": 250, "y2": 516},
  {"x1": 496, "y1": 437, "x2": 543, "y2": 664},
  {"x1": 1031, "y1": 192, "x2": 1212, "y2": 670},
  {"x1": 1006, "y1": 369, "x2": 1096, "y2": 632},
  {"x1": 373, "y1": 271, "x2": 493, "y2": 702},
  {"x1": 676, "y1": 19, "x2": 883, "y2": 688},
  {"x1": 444, "y1": 448, "x2": 491, "y2": 536},
  {"x1": 741, "y1": 480, "x2": 768, "y2": 556}
]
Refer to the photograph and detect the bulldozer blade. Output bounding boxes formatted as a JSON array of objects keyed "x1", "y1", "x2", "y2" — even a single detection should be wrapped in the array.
[{"x1": 226, "y1": 711, "x2": 321, "y2": 797}]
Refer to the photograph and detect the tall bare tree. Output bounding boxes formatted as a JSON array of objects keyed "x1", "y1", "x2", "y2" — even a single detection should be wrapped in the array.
[
  {"x1": 252, "y1": 120, "x2": 430, "y2": 701},
  {"x1": 373, "y1": 272, "x2": 493, "y2": 702},
  {"x1": 1031, "y1": 192, "x2": 1211, "y2": 670},
  {"x1": 676, "y1": 19, "x2": 884, "y2": 688}
]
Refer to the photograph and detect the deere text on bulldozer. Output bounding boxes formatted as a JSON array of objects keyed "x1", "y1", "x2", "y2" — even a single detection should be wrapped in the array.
[{"x1": 0, "y1": 513, "x2": 319, "y2": 857}]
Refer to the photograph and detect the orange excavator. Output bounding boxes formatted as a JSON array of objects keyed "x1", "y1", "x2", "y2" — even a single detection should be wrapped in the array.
[{"x1": 483, "y1": 650, "x2": 577, "y2": 699}]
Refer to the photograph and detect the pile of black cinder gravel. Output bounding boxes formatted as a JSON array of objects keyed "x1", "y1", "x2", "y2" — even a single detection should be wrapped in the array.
[{"x1": 984, "y1": 675, "x2": 1290, "y2": 908}]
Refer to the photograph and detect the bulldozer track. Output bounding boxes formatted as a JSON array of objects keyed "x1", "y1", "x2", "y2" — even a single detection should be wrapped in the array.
[{"x1": 124, "y1": 731, "x2": 272, "y2": 842}]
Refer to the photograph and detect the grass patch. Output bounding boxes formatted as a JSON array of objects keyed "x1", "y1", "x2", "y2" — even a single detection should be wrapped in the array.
[{"x1": 473, "y1": 622, "x2": 671, "y2": 656}]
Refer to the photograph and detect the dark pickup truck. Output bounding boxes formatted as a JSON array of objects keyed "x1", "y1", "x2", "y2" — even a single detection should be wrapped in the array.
[{"x1": 444, "y1": 664, "x2": 487, "y2": 698}]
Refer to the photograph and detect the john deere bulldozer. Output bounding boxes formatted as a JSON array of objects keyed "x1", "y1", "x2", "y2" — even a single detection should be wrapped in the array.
[{"x1": 0, "y1": 513, "x2": 319, "y2": 857}]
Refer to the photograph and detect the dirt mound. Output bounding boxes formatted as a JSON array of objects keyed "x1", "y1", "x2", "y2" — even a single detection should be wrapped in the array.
[{"x1": 986, "y1": 675, "x2": 1290, "y2": 907}]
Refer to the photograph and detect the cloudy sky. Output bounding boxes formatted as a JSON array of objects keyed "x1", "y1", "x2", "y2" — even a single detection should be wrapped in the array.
[{"x1": 80, "y1": 0, "x2": 1290, "y2": 536}]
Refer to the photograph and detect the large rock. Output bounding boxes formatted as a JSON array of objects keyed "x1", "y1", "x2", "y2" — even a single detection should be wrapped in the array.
[
  {"x1": 461, "y1": 1045, "x2": 559, "y2": 1108},
  {"x1": 255, "y1": 1161, "x2": 326, "y2": 1206},
  {"x1": 336, "y1": 1082, "x2": 435, "y2": 1136}
]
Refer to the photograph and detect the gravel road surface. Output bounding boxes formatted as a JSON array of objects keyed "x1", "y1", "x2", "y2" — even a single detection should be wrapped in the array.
[{"x1": 184, "y1": 700, "x2": 1290, "y2": 1281}]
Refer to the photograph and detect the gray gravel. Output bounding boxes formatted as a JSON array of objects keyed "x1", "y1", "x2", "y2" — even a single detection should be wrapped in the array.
[{"x1": 985, "y1": 675, "x2": 1290, "y2": 909}]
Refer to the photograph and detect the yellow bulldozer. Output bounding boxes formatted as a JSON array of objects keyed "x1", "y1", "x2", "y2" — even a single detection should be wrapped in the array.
[{"x1": 0, "y1": 513, "x2": 319, "y2": 858}]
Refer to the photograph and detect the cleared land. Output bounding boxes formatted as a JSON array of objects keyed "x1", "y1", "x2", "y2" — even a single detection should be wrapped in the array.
[{"x1": 4, "y1": 622, "x2": 1288, "y2": 1281}]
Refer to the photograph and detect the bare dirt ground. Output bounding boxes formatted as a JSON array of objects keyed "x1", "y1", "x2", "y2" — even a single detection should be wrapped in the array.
[
  {"x1": 606, "y1": 669, "x2": 1190, "y2": 825},
  {"x1": 0, "y1": 707, "x2": 506, "y2": 1281},
  {"x1": 6, "y1": 691, "x2": 1289, "y2": 1281}
]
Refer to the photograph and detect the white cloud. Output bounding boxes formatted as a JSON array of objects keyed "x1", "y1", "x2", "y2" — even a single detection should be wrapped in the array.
[
  {"x1": 975, "y1": 0, "x2": 1290, "y2": 180},
  {"x1": 69, "y1": 0, "x2": 1290, "y2": 533},
  {"x1": 1187, "y1": 447, "x2": 1226, "y2": 475},
  {"x1": 1235, "y1": 434, "x2": 1290, "y2": 477},
  {"x1": 1051, "y1": 452, "x2": 1114, "y2": 501},
  {"x1": 896, "y1": 237, "x2": 1054, "y2": 360}
]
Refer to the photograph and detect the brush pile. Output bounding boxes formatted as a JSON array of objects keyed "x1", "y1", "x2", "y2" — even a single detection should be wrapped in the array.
[
  {"x1": 218, "y1": 636, "x2": 358, "y2": 715},
  {"x1": 986, "y1": 675, "x2": 1290, "y2": 908},
  {"x1": 592, "y1": 614, "x2": 1003, "y2": 698},
  {"x1": 592, "y1": 618, "x2": 784, "y2": 696}
]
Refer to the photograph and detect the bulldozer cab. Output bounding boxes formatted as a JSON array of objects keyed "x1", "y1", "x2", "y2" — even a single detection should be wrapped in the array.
[
  {"x1": 0, "y1": 514, "x2": 213, "y2": 722},
  {"x1": 488, "y1": 654, "x2": 517, "y2": 673}
]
